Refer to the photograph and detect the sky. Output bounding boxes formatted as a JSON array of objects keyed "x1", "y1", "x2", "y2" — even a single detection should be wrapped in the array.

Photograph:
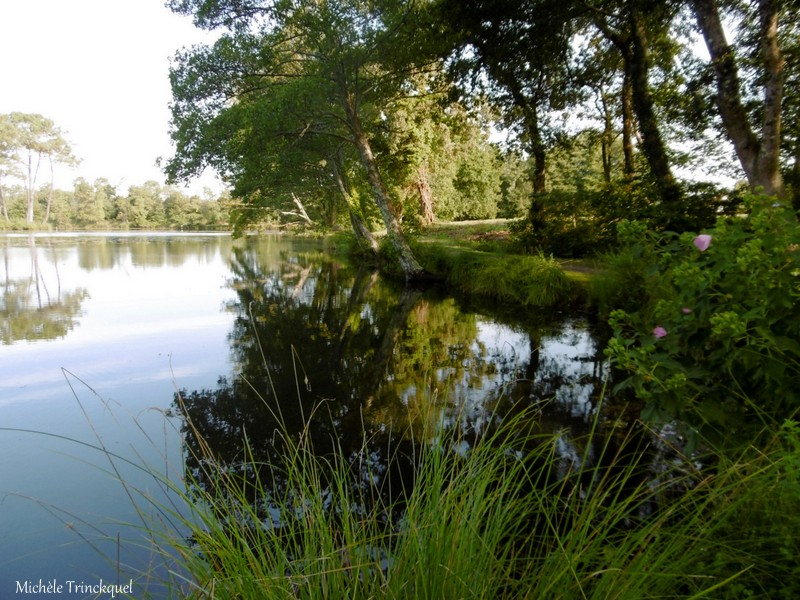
[{"x1": 0, "y1": 0, "x2": 222, "y2": 195}]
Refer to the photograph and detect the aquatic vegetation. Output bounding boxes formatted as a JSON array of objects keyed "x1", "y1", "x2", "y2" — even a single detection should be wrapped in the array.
[{"x1": 125, "y1": 392, "x2": 800, "y2": 599}]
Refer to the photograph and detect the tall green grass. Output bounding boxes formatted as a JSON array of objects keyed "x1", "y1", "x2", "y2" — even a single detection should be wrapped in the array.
[
  {"x1": 130, "y1": 389, "x2": 800, "y2": 599},
  {"x1": 16, "y1": 369, "x2": 799, "y2": 598},
  {"x1": 411, "y1": 241, "x2": 575, "y2": 308}
]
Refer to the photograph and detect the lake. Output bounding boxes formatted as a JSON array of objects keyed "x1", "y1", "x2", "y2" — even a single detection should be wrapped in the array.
[{"x1": 0, "y1": 232, "x2": 609, "y2": 597}]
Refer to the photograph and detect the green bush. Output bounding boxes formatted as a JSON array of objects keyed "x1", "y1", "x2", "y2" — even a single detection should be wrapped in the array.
[
  {"x1": 605, "y1": 194, "x2": 800, "y2": 443},
  {"x1": 512, "y1": 181, "x2": 734, "y2": 259}
]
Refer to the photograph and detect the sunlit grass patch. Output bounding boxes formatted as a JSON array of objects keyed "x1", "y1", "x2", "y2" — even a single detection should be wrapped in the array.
[{"x1": 412, "y1": 242, "x2": 576, "y2": 308}]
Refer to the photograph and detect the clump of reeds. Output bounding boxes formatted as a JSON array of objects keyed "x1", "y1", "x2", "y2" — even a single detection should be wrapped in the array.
[
  {"x1": 34, "y1": 368, "x2": 800, "y2": 599},
  {"x1": 129, "y1": 387, "x2": 800, "y2": 600}
]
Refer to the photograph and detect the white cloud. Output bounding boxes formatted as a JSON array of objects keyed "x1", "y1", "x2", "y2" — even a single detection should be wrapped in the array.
[{"x1": 0, "y1": 0, "x2": 221, "y2": 194}]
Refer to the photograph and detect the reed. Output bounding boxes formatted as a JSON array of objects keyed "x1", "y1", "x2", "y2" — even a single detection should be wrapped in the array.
[
  {"x1": 16, "y1": 370, "x2": 798, "y2": 599},
  {"x1": 134, "y1": 392, "x2": 800, "y2": 599}
]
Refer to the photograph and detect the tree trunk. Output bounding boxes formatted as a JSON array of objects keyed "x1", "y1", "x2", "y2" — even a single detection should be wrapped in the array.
[
  {"x1": 26, "y1": 151, "x2": 35, "y2": 224},
  {"x1": 0, "y1": 176, "x2": 8, "y2": 221},
  {"x1": 690, "y1": 0, "x2": 785, "y2": 196},
  {"x1": 599, "y1": 89, "x2": 613, "y2": 184},
  {"x1": 342, "y1": 93, "x2": 426, "y2": 281},
  {"x1": 331, "y1": 155, "x2": 379, "y2": 255},
  {"x1": 43, "y1": 155, "x2": 54, "y2": 225},
  {"x1": 499, "y1": 75, "x2": 548, "y2": 228},
  {"x1": 416, "y1": 163, "x2": 435, "y2": 226},
  {"x1": 628, "y1": 2, "x2": 682, "y2": 204},
  {"x1": 792, "y1": 142, "x2": 800, "y2": 213},
  {"x1": 621, "y1": 64, "x2": 635, "y2": 177},
  {"x1": 290, "y1": 192, "x2": 313, "y2": 225}
]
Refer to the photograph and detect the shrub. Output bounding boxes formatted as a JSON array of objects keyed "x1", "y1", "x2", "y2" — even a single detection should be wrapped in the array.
[{"x1": 605, "y1": 194, "x2": 800, "y2": 443}]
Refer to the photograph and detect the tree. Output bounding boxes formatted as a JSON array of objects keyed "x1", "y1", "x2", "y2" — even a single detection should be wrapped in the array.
[
  {"x1": 0, "y1": 116, "x2": 22, "y2": 222},
  {"x1": 0, "y1": 113, "x2": 77, "y2": 224},
  {"x1": 436, "y1": 0, "x2": 577, "y2": 232},
  {"x1": 73, "y1": 178, "x2": 108, "y2": 229},
  {"x1": 581, "y1": 0, "x2": 685, "y2": 207},
  {"x1": 689, "y1": 0, "x2": 787, "y2": 197},
  {"x1": 166, "y1": 0, "x2": 439, "y2": 280},
  {"x1": 378, "y1": 93, "x2": 502, "y2": 223}
]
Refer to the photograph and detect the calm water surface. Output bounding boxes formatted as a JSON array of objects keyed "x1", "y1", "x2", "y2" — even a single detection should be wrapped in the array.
[{"x1": 0, "y1": 233, "x2": 607, "y2": 597}]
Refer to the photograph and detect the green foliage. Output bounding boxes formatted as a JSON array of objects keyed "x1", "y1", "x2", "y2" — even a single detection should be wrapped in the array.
[
  {"x1": 0, "y1": 180, "x2": 228, "y2": 231},
  {"x1": 129, "y1": 396, "x2": 800, "y2": 599},
  {"x1": 412, "y1": 241, "x2": 575, "y2": 308},
  {"x1": 513, "y1": 178, "x2": 736, "y2": 258},
  {"x1": 605, "y1": 194, "x2": 800, "y2": 440},
  {"x1": 586, "y1": 220, "x2": 658, "y2": 317}
]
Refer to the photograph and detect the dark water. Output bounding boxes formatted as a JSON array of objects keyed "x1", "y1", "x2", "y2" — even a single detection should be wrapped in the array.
[{"x1": 0, "y1": 233, "x2": 612, "y2": 597}]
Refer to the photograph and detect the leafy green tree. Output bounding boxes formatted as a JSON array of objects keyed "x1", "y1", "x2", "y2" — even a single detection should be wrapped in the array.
[
  {"x1": 124, "y1": 181, "x2": 165, "y2": 229},
  {"x1": 436, "y1": 0, "x2": 578, "y2": 229},
  {"x1": 582, "y1": 0, "x2": 685, "y2": 208},
  {"x1": 0, "y1": 113, "x2": 77, "y2": 224},
  {"x1": 73, "y1": 177, "x2": 107, "y2": 229},
  {"x1": 166, "y1": 0, "x2": 441, "y2": 280},
  {"x1": 379, "y1": 94, "x2": 502, "y2": 223},
  {"x1": 164, "y1": 188, "x2": 196, "y2": 230}
]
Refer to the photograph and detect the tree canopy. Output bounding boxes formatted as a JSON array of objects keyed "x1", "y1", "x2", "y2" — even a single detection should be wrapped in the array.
[
  {"x1": 0, "y1": 112, "x2": 77, "y2": 224},
  {"x1": 166, "y1": 0, "x2": 449, "y2": 279},
  {"x1": 158, "y1": 0, "x2": 800, "y2": 260}
]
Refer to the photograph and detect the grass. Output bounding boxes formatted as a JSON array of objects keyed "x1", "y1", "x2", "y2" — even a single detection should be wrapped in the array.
[
  {"x1": 124, "y1": 386, "x2": 800, "y2": 599},
  {"x1": 410, "y1": 240, "x2": 577, "y2": 308},
  {"x1": 8, "y1": 369, "x2": 800, "y2": 599}
]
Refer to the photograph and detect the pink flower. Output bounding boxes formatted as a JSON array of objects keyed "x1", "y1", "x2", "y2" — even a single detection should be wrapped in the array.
[
  {"x1": 693, "y1": 234, "x2": 712, "y2": 252},
  {"x1": 682, "y1": 307, "x2": 692, "y2": 315},
  {"x1": 652, "y1": 326, "x2": 668, "y2": 339}
]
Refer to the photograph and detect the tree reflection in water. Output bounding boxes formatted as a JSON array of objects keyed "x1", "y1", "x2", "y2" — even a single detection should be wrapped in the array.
[
  {"x1": 173, "y1": 238, "x2": 626, "y2": 542},
  {"x1": 1, "y1": 235, "x2": 88, "y2": 344}
]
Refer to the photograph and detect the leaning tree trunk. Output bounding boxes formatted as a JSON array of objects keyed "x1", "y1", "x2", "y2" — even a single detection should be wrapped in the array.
[
  {"x1": 331, "y1": 155, "x2": 379, "y2": 255},
  {"x1": 342, "y1": 93, "x2": 426, "y2": 281},
  {"x1": 691, "y1": 0, "x2": 785, "y2": 197}
]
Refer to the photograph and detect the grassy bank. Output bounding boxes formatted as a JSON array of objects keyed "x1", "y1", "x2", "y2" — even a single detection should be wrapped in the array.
[
  {"x1": 410, "y1": 240, "x2": 578, "y2": 308},
  {"x1": 334, "y1": 219, "x2": 583, "y2": 309}
]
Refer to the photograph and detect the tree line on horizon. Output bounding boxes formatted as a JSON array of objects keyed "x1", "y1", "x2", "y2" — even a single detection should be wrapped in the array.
[
  {"x1": 0, "y1": 112, "x2": 230, "y2": 231},
  {"x1": 0, "y1": 174, "x2": 230, "y2": 232}
]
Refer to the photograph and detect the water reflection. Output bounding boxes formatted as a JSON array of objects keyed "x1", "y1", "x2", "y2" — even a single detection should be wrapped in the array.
[
  {"x1": 175, "y1": 237, "x2": 613, "y2": 527},
  {"x1": 1, "y1": 235, "x2": 88, "y2": 344}
]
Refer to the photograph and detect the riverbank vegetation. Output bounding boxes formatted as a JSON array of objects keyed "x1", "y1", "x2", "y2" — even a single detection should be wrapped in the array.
[
  {"x1": 5, "y1": 0, "x2": 800, "y2": 595},
  {"x1": 120, "y1": 388, "x2": 797, "y2": 599}
]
